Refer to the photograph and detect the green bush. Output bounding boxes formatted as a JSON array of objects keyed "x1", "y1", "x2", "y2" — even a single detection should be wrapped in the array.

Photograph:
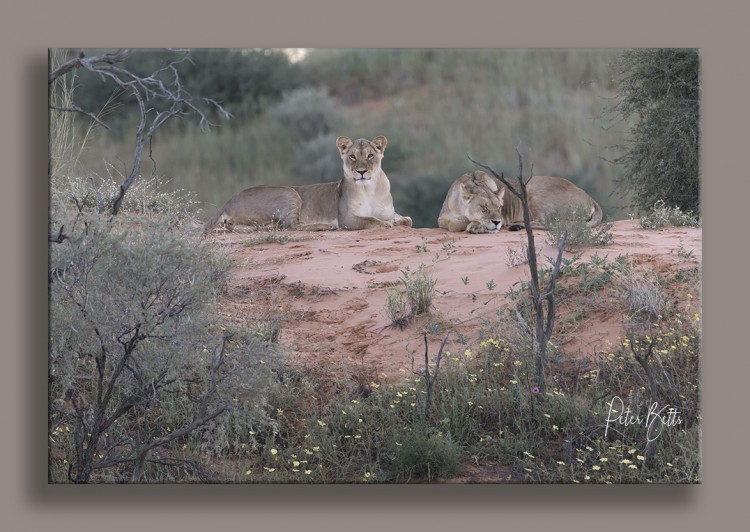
[
  {"x1": 384, "y1": 265, "x2": 436, "y2": 328},
  {"x1": 296, "y1": 134, "x2": 343, "y2": 184},
  {"x1": 385, "y1": 286, "x2": 411, "y2": 330},
  {"x1": 390, "y1": 173, "x2": 457, "y2": 229},
  {"x1": 51, "y1": 172, "x2": 200, "y2": 219},
  {"x1": 270, "y1": 87, "x2": 340, "y2": 141},
  {"x1": 389, "y1": 427, "x2": 460, "y2": 482},
  {"x1": 403, "y1": 265, "x2": 436, "y2": 316},
  {"x1": 638, "y1": 200, "x2": 700, "y2": 230},
  {"x1": 544, "y1": 205, "x2": 614, "y2": 251},
  {"x1": 69, "y1": 48, "x2": 307, "y2": 127},
  {"x1": 48, "y1": 214, "x2": 283, "y2": 482},
  {"x1": 610, "y1": 49, "x2": 700, "y2": 214}
]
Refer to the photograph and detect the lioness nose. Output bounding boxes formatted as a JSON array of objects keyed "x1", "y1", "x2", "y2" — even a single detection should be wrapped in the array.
[
  {"x1": 357, "y1": 170, "x2": 366, "y2": 177},
  {"x1": 492, "y1": 220, "x2": 502, "y2": 227}
]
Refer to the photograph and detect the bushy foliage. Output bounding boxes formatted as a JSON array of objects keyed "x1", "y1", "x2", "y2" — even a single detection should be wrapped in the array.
[
  {"x1": 48, "y1": 213, "x2": 283, "y2": 482},
  {"x1": 50, "y1": 172, "x2": 200, "y2": 221},
  {"x1": 48, "y1": 51, "x2": 284, "y2": 483},
  {"x1": 620, "y1": 267, "x2": 668, "y2": 321},
  {"x1": 390, "y1": 173, "x2": 457, "y2": 229},
  {"x1": 296, "y1": 134, "x2": 343, "y2": 184},
  {"x1": 69, "y1": 48, "x2": 307, "y2": 126},
  {"x1": 638, "y1": 200, "x2": 700, "y2": 230},
  {"x1": 610, "y1": 49, "x2": 700, "y2": 215},
  {"x1": 303, "y1": 48, "x2": 617, "y2": 104},
  {"x1": 543, "y1": 205, "x2": 614, "y2": 251},
  {"x1": 385, "y1": 265, "x2": 437, "y2": 328},
  {"x1": 270, "y1": 87, "x2": 340, "y2": 141},
  {"x1": 390, "y1": 427, "x2": 460, "y2": 482}
]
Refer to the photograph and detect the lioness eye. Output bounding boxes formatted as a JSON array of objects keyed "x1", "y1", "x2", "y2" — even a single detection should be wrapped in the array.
[
  {"x1": 349, "y1": 155, "x2": 356, "y2": 160},
  {"x1": 367, "y1": 154, "x2": 374, "y2": 160}
]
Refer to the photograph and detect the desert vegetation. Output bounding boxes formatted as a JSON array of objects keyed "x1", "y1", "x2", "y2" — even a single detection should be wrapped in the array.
[
  {"x1": 69, "y1": 48, "x2": 637, "y2": 227},
  {"x1": 608, "y1": 49, "x2": 700, "y2": 215},
  {"x1": 49, "y1": 48, "x2": 701, "y2": 483}
]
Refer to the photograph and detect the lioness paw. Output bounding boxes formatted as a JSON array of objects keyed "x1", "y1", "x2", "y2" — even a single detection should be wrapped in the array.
[
  {"x1": 466, "y1": 221, "x2": 491, "y2": 234},
  {"x1": 395, "y1": 215, "x2": 413, "y2": 227}
]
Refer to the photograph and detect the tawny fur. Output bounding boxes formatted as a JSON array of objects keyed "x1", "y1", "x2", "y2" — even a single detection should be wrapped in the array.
[
  {"x1": 203, "y1": 135, "x2": 412, "y2": 234},
  {"x1": 438, "y1": 171, "x2": 602, "y2": 233}
]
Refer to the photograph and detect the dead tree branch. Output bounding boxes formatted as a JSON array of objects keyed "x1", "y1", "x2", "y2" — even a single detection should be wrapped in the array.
[
  {"x1": 48, "y1": 104, "x2": 110, "y2": 130},
  {"x1": 49, "y1": 225, "x2": 67, "y2": 243},
  {"x1": 412, "y1": 331, "x2": 452, "y2": 421},
  {"x1": 49, "y1": 48, "x2": 231, "y2": 215},
  {"x1": 468, "y1": 147, "x2": 566, "y2": 396},
  {"x1": 630, "y1": 336, "x2": 659, "y2": 465}
]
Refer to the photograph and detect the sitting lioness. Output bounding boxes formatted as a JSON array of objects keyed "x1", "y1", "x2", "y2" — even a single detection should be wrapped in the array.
[
  {"x1": 438, "y1": 171, "x2": 602, "y2": 233},
  {"x1": 203, "y1": 135, "x2": 412, "y2": 233}
]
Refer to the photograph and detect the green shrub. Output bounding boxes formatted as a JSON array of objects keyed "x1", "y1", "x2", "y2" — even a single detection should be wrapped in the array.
[
  {"x1": 638, "y1": 200, "x2": 700, "y2": 230},
  {"x1": 402, "y1": 265, "x2": 437, "y2": 316},
  {"x1": 296, "y1": 134, "x2": 342, "y2": 184},
  {"x1": 270, "y1": 87, "x2": 340, "y2": 141},
  {"x1": 620, "y1": 267, "x2": 668, "y2": 321},
  {"x1": 544, "y1": 205, "x2": 614, "y2": 251},
  {"x1": 609, "y1": 49, "x2": 700, "y2": 214},
  {"x1": 51, "y1": 172, "x2": 200, "y2": 220},
  {"x1": 47, "y1": 214, "x2": 284, "y2": 482},
  {"x1": 384, "y1": 265, "x2": 437, "y2": 328},
  {"x1": 389, "y1": 427, "x2": 460, "y2": 482},
  {"x1": 385, "y1": 286, "x2": 411, "y2": 329}
]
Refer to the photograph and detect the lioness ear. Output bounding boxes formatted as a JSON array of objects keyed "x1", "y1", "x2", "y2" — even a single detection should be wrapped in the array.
[
  {"x1": 460, "y1": 181, "x2": 478, "y2": 200},
  {"x1": 336, "y1": 136, "x2": 352, "y2": 155},
  {"x1": 496, "y1": 187, "x2": 506, "y2": 200},
  {"x1": 475, "y1": 171, "x2": 498, "y2": 192},
  {"x1": 371, "y1": 135, "x2": 388, "y2": 154}
]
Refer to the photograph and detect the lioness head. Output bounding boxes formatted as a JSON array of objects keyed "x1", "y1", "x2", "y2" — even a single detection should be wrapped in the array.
[
  {"x1": 459, "y1": 172, "x2": 505, "y2": 233},
  {"x1": 336, "y1": 135, "x2": 387, "y2": 182}
]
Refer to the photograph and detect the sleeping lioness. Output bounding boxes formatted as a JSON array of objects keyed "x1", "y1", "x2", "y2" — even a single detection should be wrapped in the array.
[
  {"x1": 203, "y1": 135, "x2": 412, "y2": 233},
  {"x1": 438, "y1": 171, "x2": 603, "y2": 233}
]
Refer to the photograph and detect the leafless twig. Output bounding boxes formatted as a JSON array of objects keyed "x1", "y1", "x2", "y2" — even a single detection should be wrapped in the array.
[
  {"x1": 411, "y1": 331, "x2": 452, "y2": 421},
  {"x1": 468, "y1": 148, "x2": 566, "y2": 396},
  {"x1": 49, "y1": 48, "x2": 231, "y2": 215}
]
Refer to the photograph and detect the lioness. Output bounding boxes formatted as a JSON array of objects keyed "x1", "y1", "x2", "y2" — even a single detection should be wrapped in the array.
[
  {"x1": 438, "y1": 171, "x2": 602, "y2": 233},
  {"x1": 203, "y1": 135, "x2": 413, "y2": 233}
]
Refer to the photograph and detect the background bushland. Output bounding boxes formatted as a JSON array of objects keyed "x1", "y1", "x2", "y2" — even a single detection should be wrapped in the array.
[{"x1": 69, "y1": 48, "x2": 649, "y2": 227}]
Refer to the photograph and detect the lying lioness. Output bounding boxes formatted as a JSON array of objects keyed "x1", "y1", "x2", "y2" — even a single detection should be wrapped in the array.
[
  {"x1": 203, "y1": 135, "x2": 413, "y2": 233},
  {"x1": 438, "y1": 171, "x2": 603, "y2": 233}
]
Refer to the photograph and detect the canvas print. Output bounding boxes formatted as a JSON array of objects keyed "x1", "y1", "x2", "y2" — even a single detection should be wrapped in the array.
[{"x1": 48, "y1": 48, "x2": 701, "y2": 483}]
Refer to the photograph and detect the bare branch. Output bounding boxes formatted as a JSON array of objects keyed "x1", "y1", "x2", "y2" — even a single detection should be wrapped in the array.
[
  {"x1": 412, "y1": 331, "x2": 452, "y2": 421},
  {"x1": 48, "y1": 49, "x2": 131, "y2": 84},
  {"x1": 466, "y1": 152, "x2": 520, "y2": 198},
  {"x1": 48, "y1": 104, "x2": 111, "y2": 130},
  {"x1": 630, "y1": 336, "x2": 658, "y2": 465},
  {"x1": 469, "y1": 147, "x2": 561, "y2": 396},
  {"x1": 49, "y1": 225, "x2": 67, "y2": 243},
  {"x1": 49, "y1": 48, "x2": 231, "y2": 216}
]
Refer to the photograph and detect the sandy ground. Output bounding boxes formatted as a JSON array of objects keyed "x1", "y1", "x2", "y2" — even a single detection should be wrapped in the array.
[{"x1": 209, "y1": 220, "x2": 702, "y2": 386}]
